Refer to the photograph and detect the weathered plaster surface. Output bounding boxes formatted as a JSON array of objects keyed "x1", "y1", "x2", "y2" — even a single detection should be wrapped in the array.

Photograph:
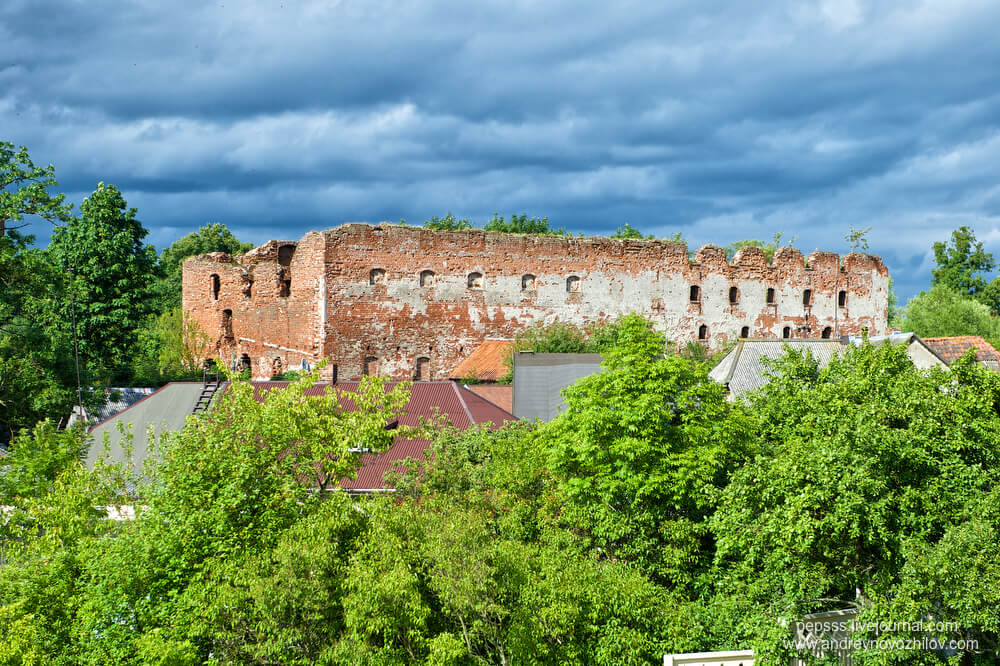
[{"x1": 182, "y1": 224, "x2": 890, "y2": 380}]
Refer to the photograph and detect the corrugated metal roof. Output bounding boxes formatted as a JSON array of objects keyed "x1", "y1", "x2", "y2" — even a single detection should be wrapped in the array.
[
  {"x1": 465, "y1": 384, "x2": 513, "y2": 413},
  {"x1": 96, "y1": 387, "x2": 157, "y2": 422},
  {"x1": 712, "y1": 339, "x2": 845, "y2": 398},
  {"x1": 449, "y1": 339, "x2": 514, "y2": 382},
  {"x1": 249, "y1": 381, "x2": 517, "y2": 490}
]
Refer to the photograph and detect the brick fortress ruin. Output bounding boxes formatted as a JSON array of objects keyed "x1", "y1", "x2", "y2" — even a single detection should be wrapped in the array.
[{"x1": 182, "y1": 223, "x2": 890, "y2": 381}]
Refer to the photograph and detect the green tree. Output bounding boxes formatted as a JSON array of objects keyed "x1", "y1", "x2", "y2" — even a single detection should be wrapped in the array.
[
  {"x1": 482, "y1": 213, "x2": 565, "y2": 236},
  {"x1": 0, "y1": 143, "x2": 78, "y2": 442},
  {"x1": 931, "y1": 226, "x2": 994, "y2": 298},
  {"x1": 132, "y1": 307, "x2": 214, "y2": 386},
  {"x1": 844, "y1": 225, "x2": 871, "y2": 254},
  {"x1": 900, "y1": 285, "x2": 1000, "y2": 340},
  {"x1": 47, "y1": 183, "x2": 158, "y2": 382},
  {"x1": 711, "y1": 344, "x2": 1000, "y2": 662},
  {"x1": 423, "y1": 212, "x2": 475, "y2": 231},
  {"x1": 0, "y1": 141, "x2": 72, "y2": 239},
  {"x1": 611, "y1": 223, "x2": 654, "y2": 240},
  {"x1": 725, "y1": 232, "x2": 794, "y2": 262},
  {"x1": 540, "y1": 314, "x2": 752, "y2": 589},
  {"x1": 151, "y1": 222, "x2": 253, "y2": 312},
  {"x1": 70, "y1": 370, "x2": 412, "y2": 663}
]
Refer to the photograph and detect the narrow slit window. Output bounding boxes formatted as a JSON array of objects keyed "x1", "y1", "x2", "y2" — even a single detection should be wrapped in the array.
[
  {"x1": 210, "y1": 274, "x2": 220, "y2": 300},
  {"x1": 803, "y1": 289, "x2": 812, "y2": 306},
  {"x1": 838, "y1": 290, "x2": 847, "y2": 307},
  {"x1": 698, "y1": 324, "x2": 708, "y2": 340},
  {"x1": 279, "y1": 274, "x2": 291, "y2": 297},
  {"x1": 415, "y1": 356, "x2": 430, "y2": 381},
  {"x1": 766, "y1": 287, "x2": 776, "y2": 304},
  {"x1": 222, "y1": 309, "x2": 233, "y2": 338},
  {"x1": 740, "y1": 326, "x2": 750, "y2": 338},
  {"x1": 729, "y1": 286, "x2": 738, "y2": 304},
  {"x1": 782, "y1": 326, "x2": 791, "y2": 339},
  {"x1": 690, "y1": 285, "x2": 701, "y2": 302}
]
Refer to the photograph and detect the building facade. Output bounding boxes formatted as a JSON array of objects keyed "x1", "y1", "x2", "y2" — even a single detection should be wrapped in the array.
[{"x1": 182, "y1": 223, "x2": 890, "y2": 381}]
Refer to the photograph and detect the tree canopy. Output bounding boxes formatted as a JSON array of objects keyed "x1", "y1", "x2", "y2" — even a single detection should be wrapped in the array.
[
  {"x1": 900, "y1": 285, "x2": 1000, "y2": 341},
  {"x1": 47, "y1": 183, "x2": 158, "y2": 381},
  {"x1": 151, "y1": 222, "x2": 253, "y2": 312}
]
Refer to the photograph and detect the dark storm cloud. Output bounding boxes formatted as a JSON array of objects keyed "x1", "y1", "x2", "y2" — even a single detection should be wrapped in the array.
[{"x1": 5, "y1": 0, "x2": 1000, "y2": 302}]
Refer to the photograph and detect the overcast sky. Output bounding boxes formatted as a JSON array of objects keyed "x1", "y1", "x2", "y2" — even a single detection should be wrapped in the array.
[{"x1": 5, "y1": 0, "x2": 1000, "y2": 301}]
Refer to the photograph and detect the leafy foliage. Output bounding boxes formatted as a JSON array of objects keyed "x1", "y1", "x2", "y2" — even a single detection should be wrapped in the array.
[
  {"x1": 498, "y1": 317, "x2": 639, "y2": 382},
  {"x1": 725, "y1": 232, "x2": 794, "y2": 262},
  {"x1": 0, "y1": 141, "x2": 72, "y2": 238},
  {"x1": 900, "y1": 285, "x2": 1000, "y2": 340},
  {"x1": 931, "y1": 226, "x2": 994, "y2": 298},
  {"x1": 0, "y1": 144, "x2": 79, "y2": 443},
  {"x1": 482, "y1": 213, "x2": 566, "y2": 235},
  {"x1": 610, "y1": 222, "x2": 655, "y2": 239},
  {"x1": 542, "y1": 315, "x2": 752, "y2": 589},
  {"x1": 422, "y1": 212, "x2": 475, "y2": 231},
  {"x1": 151, "y1": 223, "x2": 253, "y2": 312},
  {"x1": 47, "y1": 183, "x2": 158, "y2": 382},
  {"x1": 712, "y1": 344, "x2": 1000, "y2": 663}
]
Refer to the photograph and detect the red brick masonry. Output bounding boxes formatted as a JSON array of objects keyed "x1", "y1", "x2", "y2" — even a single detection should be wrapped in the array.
[{"x1": 183, "y1": 223, "x2": 890, "y2": 381}]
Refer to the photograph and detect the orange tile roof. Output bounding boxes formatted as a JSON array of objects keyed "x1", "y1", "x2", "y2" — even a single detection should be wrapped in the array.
[
  {"x1": 449, "y1": 339, "x2": 514, "y2": 382},
  {"x1": 465, "y1": 384, "x2": 513, "y2": 414},
  {"x1": 922, "y1": 336, "x2": 1000, "y2": 369}
]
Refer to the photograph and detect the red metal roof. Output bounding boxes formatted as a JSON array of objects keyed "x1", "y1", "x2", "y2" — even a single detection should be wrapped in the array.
[
  {"x1": 922, "y1": 336, "x2": 1000, "y2": 368},
  {"x1": 465, "y1": 384, "x2": 513, "y2": 414},
  {"x1": 449, "y1": 339, "x2": 514, "y2": 382},
  {"x1": 249, "y1": 381, "x2": 517, "y2": 491}
]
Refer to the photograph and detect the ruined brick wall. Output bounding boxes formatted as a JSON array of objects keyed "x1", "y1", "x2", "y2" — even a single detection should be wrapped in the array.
[{"x1": 183, "y1": 223, "x2": 890, "y2": 381}]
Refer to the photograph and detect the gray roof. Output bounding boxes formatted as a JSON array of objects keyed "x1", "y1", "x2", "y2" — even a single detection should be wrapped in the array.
[
  {"x1": 709, "y1": 339, "x2": 846, "y2": 398},
  {"x1": 512, "y1": 352, "x2": 604, "y2": 422},
  {"x1": 709, "y1": 333, "x2": 949, "y2": 399},
  {"x1": 86, "y1": 383, "x2": 206, "y2": 469}
]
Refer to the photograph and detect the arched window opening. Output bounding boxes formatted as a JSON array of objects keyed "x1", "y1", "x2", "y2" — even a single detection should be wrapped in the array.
[
  {"x1": 782, "y1": 326, "x2": 791, "y2": 339},
  {"x1": 522, "y1": 274, "x2": 536, "y2": 290},
  {"x1": 566, "y1": 275, "x2": 581, "y2": 293},
  {"x1": 238, "y1": 353, "x2": 251, "y2": 372},
  {"x1": 729, "y1": 286, "x2": 738, "y2": 304},
  {"x1": 271, "y1": 357, "x2": 283, "y2": 377},
  {"x1": 419, "y1": 270, "x2": 435, "y2": 286},
  {"x1": 690, "y1": 285, "x2": 701, "y2": 302},
  {"x1": 241, "y1": 274, "x2": 253, "y2": 298},
  {"x1": 766, "y1": 287, "x2": 776, "y2": 304},
  {"x1": 698, "y1": 324, "x2": 708, "y2": 340},
  {"x1": 838, "y1": 290, "x2": 847, "y2": 307},
  {"x1": 370, "y1": 268, "x2": 386, "y2": 285},
  {"x1": 467, "y1": 272, "x2": 483, "y2": 289},
  {"x1": 210, "y1": 274, "x2": 220, "y2": 301},
  {"x1": 222, "y1": 309, "x2": 233, "y2": 339},
  {"x1": 740, "y1": 326, "x2": 750, "y2": 338},
  {"x1": 803, "y1": 289, "x2": 812, "y2": 306},
  {"x1": 363, "y1": 356, "x2": 378, "y2": 376},
  {"x1": 822, "y1": 327, "x2": 832, "y2": 339},
  {"x1": 415, "y1": 357, "x2": 430, "y2": 381}
]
